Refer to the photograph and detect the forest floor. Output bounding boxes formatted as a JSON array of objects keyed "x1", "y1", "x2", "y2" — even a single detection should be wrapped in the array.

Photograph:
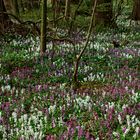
[{"x1": 0, "y1": 9, "x2": 140, "y2": 140}]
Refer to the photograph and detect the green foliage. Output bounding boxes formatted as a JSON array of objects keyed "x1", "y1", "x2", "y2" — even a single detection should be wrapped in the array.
[
  {"x1": 0, "y1": 2, "x2": 140, "y2": 139},
  {"x1": 1, "y1": 46, "x2": 34, "y2": 74}
]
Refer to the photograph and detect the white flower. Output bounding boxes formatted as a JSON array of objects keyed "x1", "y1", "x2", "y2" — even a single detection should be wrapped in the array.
[
  {"x1": 5, "y1": 85, "x2": 11, "y2": 91},
  {"x1": 118, "y1": 114, "x2": 122, "y2": 124},
  {"x1": 123, "y1": 128, "x2": 130, "y2": 137},
  {"x1": 48, "y1": 105, "x2": 56, "y2": 114},
  {"x1": 135, "y1": 118, "x2": 140, "y2": 125},
  {"x1": 135, "y1": 127, "x2": 139, "y2": 136},
  {"x1": 102, "y1": 91, "x2": 106, "y2": 97},
  {"x1": 132, "y1": 115, "x2": 135, "y2": 121},
  {"x1": 133, "y1": 133, "x2": 137, "y2": 140},
  {"x1": 34, "y1": 132, "x2": 39, "y2": 139},
  {"x1": 85, "y1": 96, "x2": 90, "y2": 102},
  {"x1": 126, "y1": 115, "x2": 130, "y2": 128},
  {"x1": 38, "y1": 111, "x2": 43, "y2": 116},
  {"x1": 125, "y1": 86, "x2": 128, "y2": 91},
  {"x1": 21, "y1": 88, "x2": 25, "y2": 94},
  {"x1": 23, "y1": 114, "x2": 28, "y2": 121},
  {"x1": 95, "y1": 137, "x2": 99, "y2": 140},
  {"x1": 84, "y1": 77, "x2": 88, "y2": 81},
  {"x1": 58, "y1": 117, "x2": 63, "y2": 126},
  {"x1": 12, "y1": 112, "x2": 16, "y2": 118},
  {"x1": 88, "y1": 103, "x2": 92, "y2": 111},
  {"x1": 109, "y1": 102, "x2": 115, "y2": 109},
  {"x1": 113, "y1": 131, "x2": 119, "y2": 137},
  {"x1": 132, "y1": 122, "x2": 137, "y2": 128},
  {"x1": 20, "y1": 135, "x2": 25, "y2": 140},
  {"x1": 122, "y1": 104, "x2": 128, "y2": 110}
]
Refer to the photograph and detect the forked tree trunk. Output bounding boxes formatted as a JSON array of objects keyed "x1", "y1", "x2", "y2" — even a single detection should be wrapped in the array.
[{"x1": 73, "y1": 0, "x2": 97, "y2": 84}]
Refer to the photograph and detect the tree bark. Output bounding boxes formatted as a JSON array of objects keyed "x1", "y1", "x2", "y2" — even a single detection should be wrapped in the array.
[
  {"x1": 13, "y1": 0, "x2": 19, "y2": 16},
  {"x1": 40, "y1": 0, "x2": 47, "y2": 54},
  {"x1": 73, "y1": 0, "x2": 97, "y2": 84},
  {"x1": 0, "y1": 0, "x2": 8, "y2": 22},
  {"x1": 94, "y1": 0, "x2": 114, "y2": 27},
  {"x1": 65, "y1": 0, "x2": 71, "y2": 20},
  {"x1": 2, "y1": 0, "x2": 17, "y2": 22},
  {"x1": 132, "y1": 0, "x2": 140, "y2": 21}
]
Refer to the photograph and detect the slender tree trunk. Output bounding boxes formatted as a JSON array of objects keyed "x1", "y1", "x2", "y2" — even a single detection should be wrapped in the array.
[
  {"x1": 19, "y1": 0, "x2": 25, "y2": 13},
  {"x1": 52, "y1": 0, "x2": 56, "y2": 26},
  {"x1": 73, "y1": 0, "x2": 97, "y2": 84},
  {"x1": 65, "y1": 0, "x2": 71, "y2": 20},
  {"x1": 52, "y1": 0, "x2": 63, "y2": 18},
  {"x1": 40, "y1": 0, "x2": 47, "y2": 54}
]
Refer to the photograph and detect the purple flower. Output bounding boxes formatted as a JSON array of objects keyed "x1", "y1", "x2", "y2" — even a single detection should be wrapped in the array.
[
  {"x1": 52, "y1": 118, "x2": 56, "y2": 128},
  {"x1": 0, "y1": 117, "x2": 3, "y2": 124},
  {"x1": 77, "y1": 126, "x2": 83, "y2": 138},
  {"x1": 122, "y1": 126, "x2": 127, "y2": 133},
  {"x1": 85, "y1": 131, "x2": 90, "y2": 139}
]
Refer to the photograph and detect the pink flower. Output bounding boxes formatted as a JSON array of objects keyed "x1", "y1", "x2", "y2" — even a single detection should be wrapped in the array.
[
  {"x1": 77, "y1": 126, "x2": 83, "y2": 138},
  {"x1": 85, "y1": 131, "x2": 90, "y2": 139},
  {"x1": 52, "y1": 118, "x2": 56, "y2": 128}
]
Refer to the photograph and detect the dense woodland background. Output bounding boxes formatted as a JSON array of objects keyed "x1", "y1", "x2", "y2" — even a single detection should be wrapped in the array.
[{"x1": 0, "y1": 0, "x2": 140, "y2": 140}]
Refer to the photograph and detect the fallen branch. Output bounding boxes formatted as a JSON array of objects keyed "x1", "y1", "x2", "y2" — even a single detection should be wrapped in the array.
[
  {"x1": 0, "y1": 12, "x2": 41, "y2": 35},
  {"x1": 47, "y1": 36, "x2": 75, "y2": 45}
]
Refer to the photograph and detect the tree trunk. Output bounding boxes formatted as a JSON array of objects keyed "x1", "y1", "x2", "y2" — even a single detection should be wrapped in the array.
[
  {"x1": 73, "y1": 0, "x2": 97, "y2": 84},
  {"x1": 3, "y1": 0, "x2": 14, "y2": 14},
  {"x1": 65, "y1": 0, "x2": 71, "y2": 20},
  {"x1": 52, "y1": 0, "x2": 64, "y2": 18},
  {"x1": 40, "y1": 0, "x2": 47, "y2": 54},
  {"x1": 132, "y1": 0, "x2": 140, "y2": 21},
  {"x1": 0, "y1": 0, "x2": 7, "y2": 34},
  {"x1": 2, "y1": 0, "x2": 17, "y2": 22},
  {"x1": 13, "y1": 0, "x2": 19, "y2": 16},
  {"x1": 18, "y1": 0, "x2": 25, "y2": 13},
  {"x1": 94, "y1": 0, "x2": 114, "y2": 27},
  {"x1": 0, "y1": 0, "x2": 8, "y2": 22}
]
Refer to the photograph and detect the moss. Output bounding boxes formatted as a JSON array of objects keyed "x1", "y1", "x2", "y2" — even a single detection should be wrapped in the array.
[
  {"x1": 80, "y1": 81, "x2": 105, "y2": 89},
  {"x1": 69, "y1": 80, "x2": 105, "y2": 90}
]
